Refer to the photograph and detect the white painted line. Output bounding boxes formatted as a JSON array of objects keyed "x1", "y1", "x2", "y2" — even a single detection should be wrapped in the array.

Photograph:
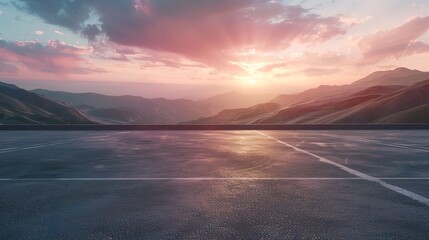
[
  {"x1": 0, "y1": 147, "x2": 17, "y2": 151},
  {"x1": 0, "y1": 140, "x2": 76, "y2": 154},
  {"x1": 0, "y1": 134, "x2": 113, "y2": 154},
  {"x1": 0, "y1": 177, "x2": 428, "y2": 181},
  {"x1": 258, "y1": 131, "x2": 429, "y2": 207}
]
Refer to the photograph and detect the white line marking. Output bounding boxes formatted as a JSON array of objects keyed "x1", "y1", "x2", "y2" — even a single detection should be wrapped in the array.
[
  {"x1": 258, "y1": 131, "x2": 429, "y2": 207},
  {"x1": 0, "y1": 134, "x2": 114, "y2": 154},
  {"x1": 0, "y1": 147, "x2": 17, "y2": 151},
  {"x1": 0, "y1": 177, "x2": 428, "y2": 181},
  {"x1": 0, "y1": 140, "x2": 76, "y2": 154}
]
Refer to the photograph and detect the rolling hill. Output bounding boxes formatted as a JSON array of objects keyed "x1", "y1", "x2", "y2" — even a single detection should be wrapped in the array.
[
  {"x1": 0, "y1": 82, "x2": 95, "y2": 124},
  {"x1": 182, "y1": 103, "x2": 280, "y2": 124},
  {"x1": 272, "y1": 67, "x2": 429, "y2": 106},
  {"x1": 255, "y1": 81, "x2": 429, "y2": 124},
  {"x1": 31, "y1": 90, "x2": 203, "y2": 124},
  {"x1": 198, "y1": 91, "x2": 274, "y2": 114},
  {"x1": 351, "y1": 67, "x2": 429, "y2": 86},
  {"x1": 2, "y1": 67, "x2": 428, "y2": 125},
  {"x1": 32, "y1": 89, "x2": 274, "y2": 124},
  {"x1": 185, "y1": 68, "x2": 429, "y2": 124}
]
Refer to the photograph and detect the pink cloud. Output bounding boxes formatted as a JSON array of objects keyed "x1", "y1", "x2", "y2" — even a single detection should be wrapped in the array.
[
  {"x1": 0, "y1": 62, "x2": 20, "y2": 73},
  {"x1": 291, "y1": 51, "x2": 348, "y2": 66},
  {"x1": 140, "y1": 58, "x2": 206, "y2": 69},
  {"x1": 403, "y1": 40, "x2": 429, "y2": 55},
  {"x1": 18, "y1": 0, "x2": 348, "y2": 72},
  {"x1": 358, "y1": 16, "x2": 429, "y2": 65},
  {"x1": 259, "y1": 51, "x2": 347, "y2": 73},
  {"x1": 260, "y1": 62, "x2": 288, "y2": 72},
  {"x1": 0, "y1": 40, "x2": 104, "y2": 74},
  {"x1": 274, "y1": 67, "x2": 340, "y2": 78},
  {"x1": 301, "y1": 67, "x2": 340, "y2": 76},
  {"x1": 101, "y1": 1, "x2": 345, "y2": 72}
]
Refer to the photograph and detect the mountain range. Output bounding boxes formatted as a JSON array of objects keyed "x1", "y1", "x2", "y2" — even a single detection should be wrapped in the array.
[
  {"x1": 0, "y1": 82, "x2": 94, "y2": 124},
  {"x1": 31, "y1": 89, "x2": 272, "y2": 124},
  {"x1": 183, "y1": 67, "x2": 429, "y2": 124},
  {"x1": 1, "y1": 67, "x2": 429, "y2": 124}
]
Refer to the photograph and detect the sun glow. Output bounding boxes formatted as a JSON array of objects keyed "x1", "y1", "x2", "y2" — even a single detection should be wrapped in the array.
[
  {"x1": 231, "y1": 61, "x2": 268, "y2": 86},
  {"x1": 237, "y1": 75, "x2": 261, "y2": 86},
  {"x1": 246, "y1": 78, "x2": 257, "y2": 85}
]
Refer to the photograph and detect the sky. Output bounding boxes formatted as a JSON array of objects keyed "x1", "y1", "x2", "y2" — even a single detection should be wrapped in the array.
[{"x1": 0, "y1": 0, "x2": 429, "y2": 99}]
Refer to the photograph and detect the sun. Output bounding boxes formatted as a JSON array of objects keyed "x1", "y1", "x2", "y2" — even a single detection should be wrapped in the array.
[
  {"x1": 235, "y1": 62, "x2": 267, "y2": 86},
  {"x1": 246, "y1": 78, "x2": 257, "y2": 85},
  {"x1": 238, "y1": 75, "x2": 260, "y2": 86}
]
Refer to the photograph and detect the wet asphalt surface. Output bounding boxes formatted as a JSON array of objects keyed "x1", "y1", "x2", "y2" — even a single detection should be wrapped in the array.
[{"x1": 0, "y1": 130, "x2": 428, "y2": 239}]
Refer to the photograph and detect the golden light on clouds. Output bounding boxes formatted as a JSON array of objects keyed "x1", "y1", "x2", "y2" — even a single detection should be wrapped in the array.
[{"x1": 1, "y1": 0, "x2": 429, "y2": 97}]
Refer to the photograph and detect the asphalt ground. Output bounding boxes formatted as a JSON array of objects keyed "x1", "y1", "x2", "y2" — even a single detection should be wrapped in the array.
[{"x1": 0, "y1": 130, "x2": 428, "y2": 239}]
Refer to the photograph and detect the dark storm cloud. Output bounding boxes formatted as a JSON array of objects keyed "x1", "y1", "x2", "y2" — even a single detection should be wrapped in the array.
[
  {"x1": 15, "y1": 0, "x2": 91, "y2": 31},
  {"x1": 81, "y1": 24, "x2": 102, "y2": 41}
]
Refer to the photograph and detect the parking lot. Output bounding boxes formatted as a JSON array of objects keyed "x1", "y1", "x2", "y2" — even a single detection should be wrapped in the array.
[{"x1": 0, "y1": 130, "x2": 428, "y2": 239}]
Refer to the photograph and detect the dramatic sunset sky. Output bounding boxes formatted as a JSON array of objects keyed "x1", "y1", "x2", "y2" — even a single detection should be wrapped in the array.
[{"x1": 1, "y1": 0, "x2": 429, "y2": 98}]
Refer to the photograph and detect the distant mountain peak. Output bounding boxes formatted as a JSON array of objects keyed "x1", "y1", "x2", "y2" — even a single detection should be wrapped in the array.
[
  {"x1": 0, "y1": 81, "x2": 94, "y2": 124},
  {"x1": 0, "y1": 82, "x2": 19, "y2": 89},
  {"x1": 352, "y1": 67, "x2": 429, "y2": 86},
  {"x1": 393, "y1": 67, "x2": 410, "y2": 71},
  {"x1": 369, "y1": 67, "x2": 418, "y2": 76},
  {"x1": 392, "y1": 67, "x2": 418, "y2": 73}
]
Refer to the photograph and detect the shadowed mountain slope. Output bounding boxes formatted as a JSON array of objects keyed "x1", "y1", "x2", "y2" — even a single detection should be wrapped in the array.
[
  {"x1": 185, "y1": 73, "x2": 429, "y2": 124},
  {"x1": 0, "y1": 83, "x2": 94, "y2": 124},
  {"x1": 375, "y1": 104, "x2": 429, "y2": 123},
  {"x1": 352, "y1": 67, "x2": 429, "y2": 86},
  {"x1": 3, "y1": 67, "x2": 428, "y2": 125},
  {"x1": 32, "y1": 89, "x2": 274, "y2": 124},
  {"x1": 182, "y1": 103, "x2": 280, "y2": 125},
  {"x1": 257, "y1": 80, "x2": 429, "y2": 124},
  {"x1": 272, "y1": 68, "x2": 429, "y2": 106}
]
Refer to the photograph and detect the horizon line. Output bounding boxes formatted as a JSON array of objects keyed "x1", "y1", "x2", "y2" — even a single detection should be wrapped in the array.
[{"x1": 1, "y1": 124, "x2": 428, "y2": 131}]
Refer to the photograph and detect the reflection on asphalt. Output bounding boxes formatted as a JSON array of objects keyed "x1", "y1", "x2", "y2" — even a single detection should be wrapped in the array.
[{"x1": 0, "y1": 130, "x2": 428, "y2": 239}]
